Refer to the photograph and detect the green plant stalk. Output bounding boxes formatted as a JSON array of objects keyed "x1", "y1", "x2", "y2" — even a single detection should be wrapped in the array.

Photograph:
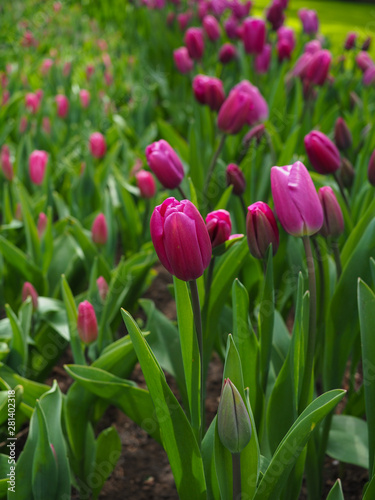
[
  {"x1": 189, "y1": 279, "x2": 204, "y2": 444},
  {"x1": 331, "y1": 239, "x2": 342, "y2": 280},
  {"x1": 232, "y1": 452, "x2": 241, "y2": 500},
  {"x1": 177, "y1": 185, "x2": 188, "y2": 199},
  {"x1": 239, "y1": 195, "x2": 248, "y2": 220},
  {"x1": 141, "y1": 198, "x2": 150, "y2": 240},
  {"x1": 299, "y1": 236, "x2": 317, "y2": 413},
  {"x1": 312, "y1": 237, "x2": 325, "y2": 371},
  {"x1": 203, "y1": 134, "x2": 226, "y2": 204},
  {"x1": 205, "y1": 257, "x2": 215, "y2": 300},
  {"x1": 333, "y1": 171, "x2": 350, "y2": 212}
]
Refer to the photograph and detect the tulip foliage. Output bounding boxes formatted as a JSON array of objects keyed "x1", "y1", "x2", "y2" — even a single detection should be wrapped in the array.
[{"x1": 0, "y1": 0, "x2": 375, "y2": 499}]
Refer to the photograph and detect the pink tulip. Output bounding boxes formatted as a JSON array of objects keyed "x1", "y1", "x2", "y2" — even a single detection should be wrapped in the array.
[
  {"x1": 363, "y1": 66, "x2": 375, "y2": 86},
  {"x1": 344, "y1": 32, "x2": 357, "y2": 50},
  {"x1": 233, "y1": 80, "x2": 269, "y2": 125},
  {"x1": 63, "y1": 61, "x2": 71, "y2": 77},
  {"x1": 77, "y1": 301, "x2": 98, "y2": 344},
  {"x1": 1, "y1": 145, "x2": 13, "y2": 181},
  {"x1": 203, "y1": 15, "x2": 221, "y2": 42},
  {"x1": 37, "y1": 212, "x2": 48, "y2": 239},
  {"x1": 55, "y1": 94, "x2": 69, "y2": 118},
  {"x1": 25, "y1": 92, "x2": 40, "y2": 114},
  {"x1": 22, "y1": 282, "x2": 38, "y2": 310},
  {"x1": 304, "y1": 39, "x2": 322, "y2": 54},
  {"x1": 224, "y1": 16, "x2": 239, "y2": 39},
  {"x1": 304, "y1": 130, "x2": 341, "y2": 175},
  {"x1": 192, "y1": 75, "x2": 225, "y2": 111},
  {"x1": 136, "y1": 170, "x2": 157, "y2": 198},
  {"x1": 246, "y1": 202, "x2": 279, "y2": 258},
  {"x1": 19, "y1": 116, "x2": 28, "y2": 134},
  {"x1": 86, "y1": 64, "x2": 95, "y2": 80},
  {"x1": 242, "y1": 17, "x2": 266, "y2": 54},
  {"x1": 356, "y1": 51, "x2": 374, "y2": 72},
  {"x1": 266, "y1": 0, "x2": 285, "y2": 31},
  {"x1": 255, "y1": 44, "x2": 272, "y2": 74},
  {"x1": 334, "y1": 118, "x2": 352, "y2": 151},
  {"x1": 230, "y1": 0, "x2": 252, "y2": 19},
  {"x1": 96, "y1": 276, "x2": 109, "y2": 302},
  {"x1": 91, "y1": 213, "x2": 108, "y2": 245},
  {"x1": 217, "y1": 86, "x2": 253, "y2": 134},
  {"x1": 226, "y1": 163, "x2": 245, "y2": 195},
  {"x1": 305, "y1": 49, "x2": 332, "y2": 86},
  {"x1": 173, "y1": 47, "x2": 194, "y2": 73},
  {"x1": 206, "y1": 209, "x2": 232, "y2": 248},
  {"x1": 184, "y1": 28, "x2": 204, "y2": 60},
  {"x1": 41, "y1": 58, "x2": 53, "y2": 76},
  {"x1": 29, "y1": 150, "x2": 48, "y2": 185},
  {"x1": 145, "y1": 140, "x2": 184, "y2": 189},
  {"x1": 177, "y1": 12, "x2": 193, "y2": 31},
  {"x1": 299, "y1": 8, "x2": 319, "y2": 35},
  {"x1": 219, "y1": 43, "x2": 237, "y2": 64},
  {"x1": 89, "y1": 132, "x2": 106, "y2": 158}
]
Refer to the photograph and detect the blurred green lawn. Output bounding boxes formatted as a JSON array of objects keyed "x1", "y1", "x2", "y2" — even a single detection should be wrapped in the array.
[{"x1": 254, "y1": 0, "x2": 375, "y2": 55}]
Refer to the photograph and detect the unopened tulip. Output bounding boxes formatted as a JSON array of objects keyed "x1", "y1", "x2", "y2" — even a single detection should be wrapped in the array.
[
  {"x1": 91, "y1": 213, "x2": 108, "y2": 245},
  {"x1": 145, "y1": 140, "x2": 184, "y2": 189},
  {"x1": 219, "y1": 43, "x2": 237, "y2": 64},
  {"x1": 192, "y1": 75, "x2": 225, "y2": 111},
  {"x1": 243, "y1": 123, "x2": 265, "y2": 146},
  {"x1": 304, "y1": 39, "x2": 321, "y2": 54},
  {"x1": 305, "y1": 50, "x2": 332, "y2": 86},
  {"x1": 77, "y1": 301, "x2": 98, "y2": 344},
  {"x1": 334, "y1": 118, "x2": 352, "y2": 151},
  {"x1": 340, "y1": 158, "x2": 355, "y2": 188},
  {"x1": 37, "y1": 212, "x2": 47, "y2": 239},
  {"x1": 1, "y1": 145, "x2": 13, "y2": 181},
  {"x1": 136, "y1": 169, "x2": 156, "y2": 198},
  {"x1": 89, "y1": 132, "x2": 106, "y2": 158},
  {"x1": 177, "y1": 12, "x2": 192, "y2": 31},
  {"x1": 41, "y1": 58, "x2": 53, "y2": 76},
  {"x1": 25, "y1": 92, "x2": 40, "y2": 114},
  {"x1": 205, "y1": 210, "x2": 232, "y2": 248},
  {"x1": 363, "y1": 66, "x2": 375, "y2": 86},
  {"x1": 63, "y1": 61, "x2": 71, "y2": 77},
  {"x1": 86, "y1": 64, "x2": 95, "y2": 80},
  {"x1": 255, "y1": 44, "x2": 271, "y2": 74},
  {"x1": 226, "y1": 163, "x2": 246, "y2": 195},
  {"x1": 299, "y1": 8, "x2": 319, "y2": 35},
  {"x1": 19, "y1": 116, "x2": 28, "y2": 133},
  {"x1": 224, "y1": 16, "x2": 239, "y2": 39},
  {"x1": 356, "y1": 51, "x2": 373, "y2": 72},
  {"x1": 266, "y1": 0, "x2": 285, "y2": 31},
  {"x1": 22, "y1": 282, "x2": 38, "y2": 310},
  {"x1": 304, "y1": 130, "x2": 341, "y2": 175},
  {"x1": 55, "y1": 94, "x2": 69, "y2": 118},
  {"x1": 29, "y1": 150, "x2": 48, "y2": 185},
  {"x1": 278, "y1": 26, "x2": 295, "y2": 51},
  {"x1": 368, "y1": 150, "x2": 375, "y2": 186},
  {"x1": 173, "y1": 47, "x2": 194, "y2": 73},
  {"x1": 318, "y1": 187, "x2": 344, "y2": 239},
  {"x1": 184, "y1": 28, "x2": 204, "y2": 60},
  {"x1": 246, "y1": 201, "x2": 279, "y2": 258},
  {"x1": 217, "y1": 87, "x2": 252, "y2": 134},
  {"x1": 277, "y1": 38, "x2": 294, "y2": 61},
  {"x1": 150, "y1": 197, "x2": 211, "y2": 281},
  {"x1": 242, "y1": 17, "x2": 266, "y2": 54},
  {"x1": 344, "y1": 32, "x2": 357, "y2": 50},
  {"x1": 79, "y1": 89, "x2": 90, "y2": 108},
  {"x1": 96, "y1": 276, "x2": 109, "y2": 302},
  {"x1": 271, "y1": 161, "x2": 323, "y2": 237},
  {"x1": 231, "y1": 0, "x2": 251, "y2": 19},
  {"x1": 203, "y1": 15, "x2": 221, "y2": 41},
  {"x1": 361, "y1": 37, "x2": 371, "y2": 51},
  {"x1": 234, "y1": 80, "x2": 269, "y2": 125},
  {"x1": 292, "y1": 52, "x2": 313, "y2": 79},
  {"x1": 217, "y1": 378, "x2": 252, "y2": 454},
  {"x1": 42, "y1": 117, "x2": 51, "y2": 135}
]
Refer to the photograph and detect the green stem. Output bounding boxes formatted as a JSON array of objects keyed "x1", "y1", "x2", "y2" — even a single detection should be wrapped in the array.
[
  {"x1": 298, "y1": 236, "x2": 317, "y2": 413},
  {"x1": 189, "y1": 279, "x2": 204, "y2": 442},
  {"x1": 177, "y1": 185, "x2": 188, "y2": 199},
  {"x1": 203, "y1": 134, "x2": 226, "y2": 204},
  {"x1": 239, "y1": 195, "x2": 248, "y2": 220},
  {"x1": 205, "y1": 257, "x2": 215, "y2": 299},
  {"x1": 232, "y1": 453, "x2": 241, "y2": 500},
  {"x1": 141, "y1": 199, "x2": 150, "y2": 241},
  {"x1": 333, "y1": 171, "x2": 350, "y2": 212},
  {"x1": 331, "y1": 240, "x2": 342, "y2": 280},
  {"x1": 312, "y1": 237, "x2": 325, "y2": 370}
]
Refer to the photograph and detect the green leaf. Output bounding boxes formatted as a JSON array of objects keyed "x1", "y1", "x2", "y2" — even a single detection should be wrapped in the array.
[
  {"x1": 6, "y1": 304, "x2": 27, "y2": 376},
  {"x1": 92, "y1": 427, "x2": 122, "y2": 500},
  {"x1": 327, "y1": 415, "x2": 369, "y2": 469},
  {"x1": 201, "y1": 417, "x2": 220, "y2": 500},
  {"x1": 61, "y1": 275, "x2": 86, "y2": 365},
  {"x1": 121, "y1": 309, "x2": 206, "y2": 500},
  {"x1": 214, "y1": 185, "x2": 233, "y2": 212},
  {"x1": 157, "y1": 119, "x2": 189, "y2": 162},
  {"x1": 363, "y1": 474, "x2": 375, "y2": 500},
  {"x1": 326, "y1": 479, "x2": 344, "y2": 500},
  {"x1": 15, "y1": 180, "x2": 41, "y2": 266}
]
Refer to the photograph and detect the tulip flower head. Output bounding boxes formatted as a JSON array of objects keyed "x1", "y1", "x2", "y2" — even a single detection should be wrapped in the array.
[
  {"x1": 246, "y1": 202, "x2": 279, "y2": 259},
  {"x1": 37, "y1": 212, "x2": 48, "y2": 239},
  {"x1": 29, "y1": 150, "x2": 48, "y2": 185},
  {"x1": 96, "y1": 276, "x2": 109, "y2": 302},
  {"x1": 266, "y1": 0, "x2": 285, "y2": 31},
  {"x1": 219, "y1": 43, "x2": 237, "y2": 64},
  {"x1": 89, "y1": 132, "x2": 106, "y2": 158},
  {"x1": 184, "y1": 28, "x2": 204, "y2": 60},
  {"x1": 344, "y1": 32, "x2": 357, "y2": 50},
  {"x1": 299, "y1": 8, "x2": 319, "y2": 35},
  {"x1": 242, "y1": 17, "x2": 266, "y2": 54},
  {"x1": 136, "y1": 169, "x2": 157, "y2": 198},
  {"x1": 55, "y1": 94, "x2": 69, "y2": 118},
  {"x1": 203, "y1": 15, "x2": 221, "y2": 42},
  {"x1": 217, "y1": 87, "x2": 253, "y2": 135},
  {"x1": 91, "y1": 213, "x2": 108, "y2": 245},
  {"x1": 318, "y1": 186, "x2": 344, "y2": 239},
  {"x1": 192, "y1": 75, "x2": 225, "y2": 111},
  {"x1": 334, "y1": 118, "x2": 352, "y2": 151},
  {"x1": 234, "y1": 80, "x2": 269, "y2": 125},
  {"x1": 25, "y1": 92, "x2": 41, "y2": 114},
  {"x1": 305, "y1": 49, "x2": 332, "y2": 86},
  {"x1": 79, "y1": 89, "x2": 90, "y2": 108},
  {"x1": 22, "y1": 282, "x2": 38, "y2": 310},
  {"x1": 255, "y1": 44, "x2": 272, "y2": 74},
  {"x1": 150, "y1": 197, "x2": 211, "y2": 282},
  {"x1": 173, "y1": 47, "x2": 194, "y2": 73},
  {"x1": 77, "y1": 301, "x2": 98, "y2": 344},
  {"x1": 205, "y1": 209, "x2": 232, "y2": 248},
  {"x1": 271, "y1": 161, "x2": 323, "y2": 237},
  {"x1": 145, "y1": 140, "x2": 184, "y2": 189},
  {"x1": 1, "y1": 145, "x2": 13, "y2": 181},
  {"x1": 304, "y1": 130, "x2": 341, "y2": 175},
  {"x1": 226, "y1": 163, "x2": 246, "y2": 195}
]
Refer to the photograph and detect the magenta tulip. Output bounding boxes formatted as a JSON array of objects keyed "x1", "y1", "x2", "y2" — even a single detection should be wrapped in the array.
[
  {"x1": 150, "y1": 197, "x2": 211, "y2": 281},
  {"x1": 203, "y1": 15, "x2": 221, "y2": 41},
  {"x1": 334, "y1": 118, "x2": 352, "y2": 151},
  {"x1": 29, "y1": 150, "x2": 48, "y2": 185},
  {"x1": 224, "y1": 16, "x2": 239, "y2": 39},
  {"x1": 246, "y1": 201, "x2": 279, "y2": 258},
  {"x1": 136, "y1": 169, "x2": 156, "y2": 198},
  {"x1": 305, "y1": 50, "x2": 332, "y2": 86},
  {"x1": 55, "y1": 94, "x2": 69, "y2": 118},
  {"x1": 184, "y1": 28, "x2": 204, "y2": 60},
  {"x1": 173, "y1": 47, "x2": 194, "y2": 73},
  {"x1": 192, "y1": 75, "x2": 225, "y2": 111},
  {"x1": 304, "y1": 40, "x2": 322, "y2": 54},
  {"x1": 266, "y1": 0, "x2": 285, "y2": 31},
  {"x1": 37, "y1": 212, "x2": 47, "y2": 239},
  {"x1": 226, "y1": 163, "x2": 246, "y2": 195},
  {"x1": 96, "y1": 276, "x2": 109, "y2": 302},
  {"x1": 219, "y1": 43, "x2": 237, "y2": 64},
  {"x1": 234, "y1": 80, "x2": 269, "y2": 125},
  {"x1": 79, "y1": 89, "x2": 90, "y2": 108},
  {"x1": 22, "y1": 282, "x2": 38, "y2": 310},
  {"x1": 89, "y1": 132, "x2": 106, "y2": 158},
  {"x1": 363, "y1": 66, "x2": 375, "y2": 86},
  {"x1": 362, "y1": 37, "x2": 371, "y2": 51},
  {"x1": 25, "y1": 92, "x2": 41, "y2": 114},
  {"x1": 217, "y1": 87, "x2": 252, "y2": 135},
  {"x1": 255, "y1": 44, "x2": 271, "y2": 74},
  {"x1": 271, "y1": 161, "x2": 323, "y2": 237},
  {"x1": 242, "y1": 18, "x2": 266, "y2": 54},
  {"x1": 77, "y1": 301, "x2": 98, "y2": 344},
  {"x1": 1, "y1": 145, "x2": 13, "y2": 181},
  {"x1": 299, "y1": 8, "x2": 319, "y2": 35},
  {"x1": 206, "y1": 209, "x2": 232, "y2": 248},
  {"x1": 304, "y1": 130, "x2": 341, "y2": 175},
  {"x1": 91, "y1": 213, "x2": 108, "y2": 245},
  {"x1": 230, "y1": 0, "x2": 251, "y2": 19},
  {"x1": 344, "y1": 32, "x2": 357, "y2": 50},
  {"x1": 356, "y1": 51, "x2": 374, "y2": 72},
  {"x1": 145, "y1": 140, "x2": 184, "y2": 189},
  {"x1": 318, "y1": 186, "x2": 344, "y2": 238}
]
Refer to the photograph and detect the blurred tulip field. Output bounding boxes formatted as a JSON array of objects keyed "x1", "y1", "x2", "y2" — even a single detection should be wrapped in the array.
[{"x1": 0, "y1": 0, "x2": 375, "y2": 498}]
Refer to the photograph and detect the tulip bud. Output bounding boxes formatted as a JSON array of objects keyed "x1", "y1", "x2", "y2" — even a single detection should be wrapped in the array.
[
  {"x1": 299, "y1": 8, "x2": 319, "y2": 35},
  {"x1": 136, "y1": 169, "x2": 156, "y2": 198},
  {"x1": 89, "y1": 132, "x2": 106, "y2": 158},
  {"x1": 203, "y1": 15, "x2": 221, "y2": 42},
  {"x1": 96, "y1": 276, "x2": 109, "y2": 302},
  {"x1": 218, "y1": 43, "x2": 237, "y2": 64},
  {"x1": 55, "y1": 94, "x2": 69, "y2": 118},
  {"x1": 86, "y1": 64, "x2": 95, "y2": 80},
  {"x1": 22, "y1": 282, "x2": 38, "y2": 310},
  {"x1": 363, "y1": 66, "x2": 375, "y2": 86},
  {"x1": 205, "y1": 210, "x2": 232, "y2": 248},
  {"x1": 173, "y1": 47, "x2": 194, "y2": 74},
  {"x1": 217, "y1": 378, "x2": 252, "y2": 454},
  {"x1": 25, "y1": 92, "x2": 40, "y2": 114},
  {"x1": 266, "y1": 0, "x2": 285, "y2": 31},
  {"x1": 361, "y1": 37, "x2": 371, "y2": 51},
  {"x1": 305, "y1": 49, "x2": 332, "y2": 86},
  {"x1": 1, "y1": 145, "x2": 13, "y2": 181},
  {"x1": 29, "y1": 150, "x2": 48, "y2": 185},
  {"x1": 304, "y1": 40, "x2": 322, "y2": 54},
  {"x1": 224, "y1": 16, "x2": 239, "y2": 39},
  {"x1": 368, "y1": 150, "x2": 375, "y2": 187},
  {"x1": 19, "y1": 116, "x2": 28, "y2": 134},
  {"x1": 340, "y1": 158, "x2": 355, "y2": 188},
  {"x1": 77, "y1": 301, "x2": 98, "y2": 344},
  {"x1": 150, "y1": 197, "x2": 211, "y2": 282},
  {"x1": 63, "y1": 61, "x2": 71, "y2": 76},
  {"x1": 226, "y1": 163, "x2": 246, "y2": 195},
  {"x1": 217, "y1": 87, "x2": 252, "y2": 135},
  {"x1": 318, "y1": 187, "x2": 344, "y2": 239},
  {"x1": 242, "y1": 17, "x2": 266, "y2": 55},
  {"x1": 42, "y1": 117, "x2": 51, "y2": 135},
  {"x1": 37, "y1": 212, "x2": 47, "y2": 239},
  {"x1": 334, "y1": 118, "x2": 352, "y2": 151},
  {"x1": 91, "y1": 213, "x2": 108, "y2": 245},
  {"x1": 177, "y1": 12, "x2": 192, "y2": 31},
  {"x1": 246, "y1": 202, "x2": 279, "y2": 258},
  {"x1": 79, "y1": 89, "x2": 90, "y2": 108},
  {"x1": 231, "y1": 0, "x2": 251, "y2": 19},
  {"x1": 304, "y1": 130, "x2": 341, "y2": 175},
  {"x1": 277, "y1": 38, "x2": 294, "y2": 61},
  {"x1": 243, "y1": 123, "x2": 265, "y2": 146},
  {"x1": 255, "y1": 44, "x2": 271, "y2": 74},
  {"x1": 271, "y1": 161, "x2": 324, "y2": 237},
  {"x1": 234, "y1": 80, "x2": 269, "y2": 125},
  {"x1": 192, "y1": 75, "x2": 225, "y2": 111},
  {"x1": 145, "y1": 139, "x2": 184, "y2": 189},
  {"x1": 184, "y1": 28, "x2": 204, "y2": 60},
  {"x1": 356, "y1": 51, "x2": 373, "y2": 72},
  {"x1": 41, "y1": 58, "x2": 53, "y2": 76},
  {"x1": 344, "y1": 32, "x2": 357, "y2": 50},
  {"x1": 277, "y1": 26, "x2": 295, "y2": 51}
]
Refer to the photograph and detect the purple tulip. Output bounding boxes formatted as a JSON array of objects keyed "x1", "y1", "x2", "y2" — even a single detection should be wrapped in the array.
[
  {"x1": 242, "y1": 17, "x2": 266, "y2": 54},
  {"x1": 363, "y1": 66, "x2": 375, "y2": 86},
  {"x1": 318, "y1": 186, "x2": 344, "y2": 239},
  {"x1": 234, "y1": 80, "x2": 269, "y2": 125},
  {"x1": 344, "y1": 32, "x2": 357, "y2": 50},
  {"x1": 219, "y1": 43, "x2": 237, "y2": 64},
  {"x1": 77, "y1": 301, "x2": 98, "y2": 344},
  {"x1": 230, "y1": 0, "x2": 252, "y2": 19},
  {"x1": 334, "y1": 118, "x2": 352, "y2": 151},
  {"x1": 150, "y1": 197, "x2": 212, "y2": 281},
  {"x1": 292, "y1": 52, "x2": 313, "y2": 79},
  {"x1": 173, "y1": 47, "x2": 194, "y2": 73},
  {"x1": 246, "y1": 201, "x2": 279, "y2": 258},
  {"x1": 271, "y1": 161, "x2": 323, "y2": 237},
  {"x1": 356, "y1": 51, "x2": 374, "y2": 72},
  {"x1": 184, "y1": 28, "x2": 204, "y2": 60},
  {"x1": 304, "y1": 130, "x2": 341, "y2": 175},
  {"x1": 278, "y1": 26, "x2": 295, "y2": 51},
  {"x1": 255, "y1": 44, "x2": 272, "y2": 74},
  {"x1": 243, "y1": 123, "x2": 265, "y2": 146},
  {"x1": 192, "y1": 75, "x2": 225, "y2": 111},
  {"x1": 224, "y1": 16, "x2": 239, "y2": 39},
  {"x1": 305, "y1": 49, "x2": 332, "y2": 86},
  {"x1": 361, "y1": 37, "x2": 371, "y2": 51},
  {"x1": 266, "y1": 0, "x2": 285, "y2": 31},
  {"x1": 277, "y1": 38, "x2": 294, "y2": 61},
  {"x1": 177, "y1": 12, "x2": 192, "y2": 31},
  {"x1": 203, "y1": 15, "x2": 221, "y2": 41},
  {"x1": 304, "y1": 39, "x2": 322, "y2": 54},
  {"x1": 145, "y1": 139, "x2": 184, "y2": 189},
  {"x1": 206, "y1": 209, "x2": 232, "y2": 248},
  {"x1": 217, "y1": 87, "x2": 253, "y2": 134},
  {"x1": 79, "y1": 89, "x2": 90, "y2": 108},
  {"x1": 368, "y1": 150, "x2": 375, "y2": 186},
  {"x1": 299, "y1": 8, "x2": 319, "y2": 35},
  {"x1": 29, "y1": 150, "x2": 48, "y2": 185},
  {"x1": 226, "y1": 163, "x2": 246, "y2": 195},
  {"x1": 136, "y1": 170, "x2": 156, "y2": 198},
  {"x1": 96, "y1": 276, "x2": 109, "y2": 302}
]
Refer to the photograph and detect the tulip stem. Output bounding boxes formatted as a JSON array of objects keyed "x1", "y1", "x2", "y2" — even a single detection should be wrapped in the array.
[
  {"x1": 177, "y1": 185, "x2": 188, "y2": 200},
  {"x1": 299, "y1": 236, "x2": 317, "y2": 413},
  {"x1": 141, "y1": 199, "x2": 150, "y2": 241},
  {"x1": 189, "y1": 279, "x2": 204, "y2": 442},
  {"x1": 240, "y1": 195, "x2": 248, "y2": 220},
  {"x1": 331, "y1": 239, "x2": 342, "y2": 280},
  {"x1": 203, "y1": 134, "x2": 226, "y2": 205},
  {"x1": 205, "y1": 257, "x2": 216, "y2": 299},
  {"x1": 232, "y1": 452, "x2": 241, "y2": 500},
  {"x1": 333, "y1": 171, "x2": 350, "y2": 212}
]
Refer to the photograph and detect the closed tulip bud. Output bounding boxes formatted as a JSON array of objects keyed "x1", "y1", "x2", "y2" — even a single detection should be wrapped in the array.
[
  {"x1": 231, "y1": 0, "x2": 251, "y2": 19},
  {"x1": 217, "y1": 378, "x2": 252, "y2": 454},
  {"x1": 340, "y1": 158, "x2": 355, "y2": 188},
  {"x1": 89, "y1": 132, "x2": 106, "y2": 158},
  {"x1": 334, "y1": 118, "x2": 352, "y2": 151},
  {"x1": 203, "y1": 15, "x2": 221, "y2": 42},
  {"x1": 150, "y1": 197, "x2": 211, "y2": 281},
  {"x1": 25, "y1": 92, "x2": 40, "y2": 114},
  {"x1": 255, "y1": 44, "x2": 271, "y2": 74},
  {"x1": 368, "y1": 150, "x2": 375, "y2": 187},
  {"x1": 277, "y1": 38, "x2": 294, "y2": 61},
  {"x1": 234, "y1": 80, "x2": 269, "y2": 125},
  {"x1": 1, "y1": 145, "x2": 13, "y2": 181},
  {"x1": 224, "y1": 16, "x2": 239, "y2": 39},
  {"x1": 226, "y1": 163, "x2": 246, "y2": 195},
  {"x1": 278, "y1": 26, "x2": 295, "y2": 50},
  {"x1": 344, "y1": 32, "x2": 357, "y2": 50},
  {"x1": 91, "y1": 213, "x2": 108, "y2": 245},
  {"x1": 246, "y1": 202, "x2": 279, "y2": 258},
  {"x1": 41, "y1": 58, "x2": 53, "y2": 76},
  {"x1": 219, "y1": 43, "x2": 237, "y2": 64},
  {"x1": 63, "y1": 61, "x2": 71, "y2": 76},
  {"x1": 55, "y1": 94, "x2": 69, "y2": 118},
  {"x1": 19, "y1": 116, "x2": 28, "y2": 134},
  {"x1": 136, "y1": 169, "x2": 156, "y2": 198},
  {"x1": 29, "y1": 150, "x2": 48, "y2": 185},
  {"x1": 305, "y1": 49, "x2": 332, "y2": 86},
  {"x1": 355, "y1": 51, "x2": 373, "y2": 72},
  {"x1": 77, "y1": 301, "x2": 98, "y2": 344},
  {"x1": 37, "y1": 212, "x2": 47, "y2": 239},
  {"x1": 363, "y1": 66, "x2": 375, "y2": 86},
  {"x1": 42, "y1": 117, "x2": 51, "y2": 135},
  {"x1": 184, "y1": 28, "x2": 204, "y2": 60},
  {"x1": 304, "y1": 39, "x2": 321, "y2": 54},
  {"x1": 145, "y1": 139, "x2": 184, "y2": 189},
  {"x1": 304, "y1": 130, "x2": 341, "y2": 175},
  {"x1": 173, "y1": 47, "x2": 194, "y2": 73},
  {"x1": 361, "y1": 37, "x2": 371, "y2": 51},
  {"x1": 266, "y1": 0, "x2": 285, "y2": 31},
  {"x1": 217, "y1": 87, "x2": 252, "y2": 134},
  {"x1": 96, "y1": 276, "x2": 109, "y2": 302},
  {"x1": 318, "y1": 186, "x2": 344, "y2": 238},
  {"x1": 86, "y1": 64, "x2": 95, "y2": 80},
  {"x1": 243, "y1": 123, "x2": 265, "y2": 146},
  {"x1": 177, "y1": 12, "x2": 192, "y2": 31},
  {"x1": 192, "y1": 75, "x2": 225, "y2": 111},
  {"x1": 242, "y1": 17, "x2": 266, "y2": 54},
  {"x1": 22, "y1": 282, "x2": 38, "y2": 310},
  {"x1": 205, "y1": 209, "x2": 232, "y2": 248},
  {"x1": 299, "y1": 8, "x2": 319, "y2": 35},
  {"x1": 79, "y1": 89, "x2": 90, "y2": 108},
  {"x1": 271, "y1": 161, "x2": 323, "y2": 237}
]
